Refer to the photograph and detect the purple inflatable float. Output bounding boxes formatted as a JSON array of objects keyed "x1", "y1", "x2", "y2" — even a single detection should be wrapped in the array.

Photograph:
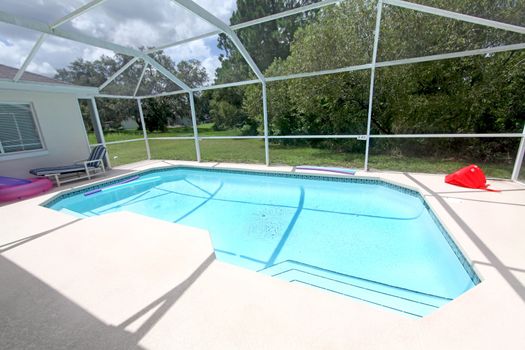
[{"x1": 0, "y1": 176, "x2": 53, "y2": 202}]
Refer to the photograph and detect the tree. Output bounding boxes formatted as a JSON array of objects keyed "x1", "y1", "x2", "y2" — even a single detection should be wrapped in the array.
[
  {"x1": 217, "y1": 0, "x2": 320, "y2": 76},
  {"x1": 242, "y1": 0, "x2": 525, "y2": 161},
  {"x1": 207, "y1": 0, "x2": 320, "y2": 132},
  {"x1": 138, "y1": 55, "x2": 207, "y2": 132},
  {"x1": 55, "y1": 52, "x2": 208, "y2": 132}
]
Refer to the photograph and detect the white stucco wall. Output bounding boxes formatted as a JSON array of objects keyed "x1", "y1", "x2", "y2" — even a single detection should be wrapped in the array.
[{"x1": 0, "y1": 90, "x2": 91, "y2": 178}]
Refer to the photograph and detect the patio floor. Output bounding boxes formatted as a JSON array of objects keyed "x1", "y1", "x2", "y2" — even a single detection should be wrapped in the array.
[{"x1": 1, "y1": 160, "x2": 524, "y2": 349}]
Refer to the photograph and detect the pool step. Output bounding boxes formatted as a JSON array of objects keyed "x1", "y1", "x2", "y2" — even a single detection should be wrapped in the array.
[{"x1": 259, "y1": 260, "x2": 452, "y2": 317}]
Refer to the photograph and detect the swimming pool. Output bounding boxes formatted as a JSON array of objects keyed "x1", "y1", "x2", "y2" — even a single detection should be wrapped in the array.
[{"x1": 46, "y1": 167, "x2": 479, "y2": 317}]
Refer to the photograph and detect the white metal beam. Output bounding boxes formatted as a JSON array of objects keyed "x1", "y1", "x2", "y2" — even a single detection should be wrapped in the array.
[
  {"x1": 95, "y1": 133, "x2": 523, "y2": 142},
  {"x1": 133, "y1": 62, "x2": 149, "y2": 97},
  {"x1": 234, "y1": 0, "x2": 341, "y2": 30},
  {"x1": 13, "y1": 33, "x2": 47, "y2": 82},
  {"x1": 99, "y1": 55, "x2": 191, "y2": 94},
  {"x1": 138, "y1": 90, "x2": 187, "y2": 99},
  {"x1": 171, "y1": 0, "x2": 264, "y2": 81},
  {"x1": 141, "y1": 55, "x2": 191, "y2": 91},
  {"x1": 189, "y1": 92, "x2": 201, "y2": 162},
  {"x1": 192, "y1": 79, "x2": 260, "y2": 92},
  {"x1": 262, "y1": 83, "x2": 270, "y2": 165},
  {"x1": 104, "y1": 138, "x2": 144, "y2": 145},
  {"x1": 96, "y1": 94, "x2": 136, "y2": 99},
  {"x1": 99, "y1": 90, "x2": 188, "y2": 100},
  {"x1": 90, "y1": 97, "x2": 111, "y2": 167},
  {"x1": 200, "y1": 136, "x2": 264, "y2": 140},
  {"x1": 137, "y1": 98, "x2": 151, "y2": 160},
  {"x1": 511, "y1": 125, "x2": 525, "y2": 181},
  {"x1": 146, "y1": 31, "x2": 220, "y2": 53},
  {"x1": 99, "y1": 57, "x2": 139, "y2": 90},
  {"x1": 269, "y1": 135, "x2": 361, "y2": 139},
  {"x1": 377, "y1": 43, "x2": 525, "y2": 68},
  {"x1": 364, "y1": 0, "x2": 383, "y2": 171},
  {"x1": 148, "y1": 136, "x2": 195, "y2": 141},
  {"x1": 266, "y1": 64, "x2": 372, "y2": 83},
  {"x1": 51, "y1": 0, "x2": 109, "y2": 29},
  {"x1": 148, "y1": 0, "x2": 341, "y2": 53},
  {"x1": 0, "y1": 10, "x2": 138, "y2": 57},
  {"x1": 370, "y1": 133, "x2": 523, "y2": 138},
  {"x1": 0, "y1": 10, "x2": 190, "y2": 92},
  {"x1": 384, "y1": 0, "x2": 525, "y2": 35},
  {"x1": 13, "y1": 0, "x2": 109, "y2": 82},
  {"x1": 99, "y1": 41, "x2": 525, "y2": 100}
]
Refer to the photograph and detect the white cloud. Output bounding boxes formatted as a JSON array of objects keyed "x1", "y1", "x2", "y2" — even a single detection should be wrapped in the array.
[
  {"x1": 82, "y1": 47, "x2": 114, "y2": 62},
  {"x1": 68, "y1": 0, "x2": 221, "y2": 49},
  {"x1": 27, "y1": 61, "x2": 56, "y2": 76},
  {"x1": 166, "y1": 39, "x2": 211, "y2": 61},
  {"x1": 192, "y1": 0, "x2": 237, "y2": 23},
  {"x1": 0, "y1": 22, "x2": 42, "y2": 69},
  {"x1": 165, "y1": 37, "x2": 222, "y2": 83},
  {"x1": 0, "y1": 40, "x2": 32, "y2": 68},
  {"x1": 0, "y1": 0, "x2": 237, "y2": 83},
  {"x1": 111, "y1": 20, "x2": 162, "y2": 49},
  {"x1": 201, "y1": 56, "x2": 221, "y2": 82}
]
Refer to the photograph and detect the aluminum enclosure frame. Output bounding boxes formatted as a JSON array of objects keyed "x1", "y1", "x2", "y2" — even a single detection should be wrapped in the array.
[{"x1": 0, "y1": 0, "x2": 524, "y2": 180}]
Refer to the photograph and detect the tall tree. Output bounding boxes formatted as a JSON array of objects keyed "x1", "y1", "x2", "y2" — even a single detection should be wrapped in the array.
[
  {"x1": 242, "y1": 0, "x2": 525, "y2": 160},
  {"x1": 207, "y1": 0, "x2": 319, "y2": 132},
  {"x1": 55, "y1": 52, "x2": 208, "y2": 132}
]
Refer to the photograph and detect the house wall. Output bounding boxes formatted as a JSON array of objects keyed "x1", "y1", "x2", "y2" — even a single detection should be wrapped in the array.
[{"x1": 0, "y1": 90, "x2": 91, "y2": 178}]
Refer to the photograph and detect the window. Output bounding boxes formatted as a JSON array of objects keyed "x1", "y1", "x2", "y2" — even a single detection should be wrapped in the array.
[{"x1": 0, "y1": 103, "x2": 44, "y2": 155}]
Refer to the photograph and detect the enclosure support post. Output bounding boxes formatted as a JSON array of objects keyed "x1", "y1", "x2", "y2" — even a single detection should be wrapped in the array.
[
  {"x1": 189, "y1": 92, "x2": 201, "y2": 162},
  {"x1": 364, "y1": 0, "x2": 383, "y2": 171},
  {"x1": 511, "y1": 125, "x2": 525, "y2": 181},
  {"x1": 262, "y1": 83, "x2": 270, "y2": 166},
  {"x1": 90, "y1": 97, "x2": 111, "y2": 168},
  {"x1": 137, "y1": 98, "x2": 151, "y2": 160}
]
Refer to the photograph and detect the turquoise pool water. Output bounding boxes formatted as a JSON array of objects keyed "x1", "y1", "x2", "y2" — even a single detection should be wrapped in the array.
[{"x1": 46, "y1": 167, "x2": 478, "y2": 317}]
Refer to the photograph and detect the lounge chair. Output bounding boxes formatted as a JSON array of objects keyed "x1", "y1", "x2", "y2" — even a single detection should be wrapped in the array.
[{"x1": 29, "y1": 145, "x2": 107, "y2": 186}]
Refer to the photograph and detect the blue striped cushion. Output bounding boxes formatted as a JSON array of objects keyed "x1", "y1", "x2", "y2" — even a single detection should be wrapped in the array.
[
  {"x1": 30, "y1": 165, "x2": 89, "y2": 176},
  {"x1": 87, "y1": 145, "x2": 106, "y2": 161},
  {"x1": 30, "y1": 146, "x2": 106, "y2": 176}
]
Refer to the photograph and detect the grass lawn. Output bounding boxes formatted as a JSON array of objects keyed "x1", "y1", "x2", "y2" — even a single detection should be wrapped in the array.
[{"x1": 92, "y1": 125, "x2": 514, "y2": 178}]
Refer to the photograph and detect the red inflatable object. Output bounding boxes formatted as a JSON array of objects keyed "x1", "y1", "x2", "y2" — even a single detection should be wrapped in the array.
[
  {"x1": 0, "y1": 177, "x2": 53, "y2": 202},
  {"x1": 445, "y1": 165, "x2": 499, "y2": 192}
]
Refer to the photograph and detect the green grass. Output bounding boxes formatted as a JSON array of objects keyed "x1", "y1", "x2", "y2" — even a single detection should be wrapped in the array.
[
  {"x1": 106, "y1": 141, "x2": 148, "y2": 167},
  {"x1": 368, "y1": 155, "x2": 513, "y2": 179},
  {"x1": 101, "y1": 134, "x2": 514, "y2": 178}
]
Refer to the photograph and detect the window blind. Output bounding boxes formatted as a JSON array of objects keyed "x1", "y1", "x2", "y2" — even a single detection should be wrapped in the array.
[{"x1": 0, "y1": 103, "x2": 43, "y2": 154}]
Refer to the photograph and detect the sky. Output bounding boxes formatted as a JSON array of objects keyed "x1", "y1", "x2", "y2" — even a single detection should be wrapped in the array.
[{"x1": 0, "y1": 0, "x2": 237, "y2": 84}]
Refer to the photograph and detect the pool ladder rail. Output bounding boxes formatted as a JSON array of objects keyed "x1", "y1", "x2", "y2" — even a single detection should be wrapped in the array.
[{"x1": 258, "y1": 260, "x2": 452, "y2": 318}]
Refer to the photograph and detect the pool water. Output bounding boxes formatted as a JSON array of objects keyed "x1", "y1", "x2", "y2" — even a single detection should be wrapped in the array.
[{"x1": 47, "y1": 167, "x2": 478, "y2": 317}]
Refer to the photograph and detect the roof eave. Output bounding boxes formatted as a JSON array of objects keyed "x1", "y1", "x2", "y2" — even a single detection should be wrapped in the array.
[{"x1": 0, "y1": 79, "x2": 99, "y2": 97}]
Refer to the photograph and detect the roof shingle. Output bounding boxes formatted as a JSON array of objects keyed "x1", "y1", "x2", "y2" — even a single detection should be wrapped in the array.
[{"x1": 0, "y1": 64, "x2": 70, "y2": 85}]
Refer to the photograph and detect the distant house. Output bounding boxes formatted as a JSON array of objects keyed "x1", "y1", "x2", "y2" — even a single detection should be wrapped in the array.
[
  {"x1": 0, "y1": 64, "x2": 97, "y2": 178},
  {"x1": 121, "y1": 117, "x2": 139, "y2": 130}
]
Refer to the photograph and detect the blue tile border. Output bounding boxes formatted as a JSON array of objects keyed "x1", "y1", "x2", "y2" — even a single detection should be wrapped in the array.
[{"x1": 43, "y1": 165, "x2": 480, "y2": 285}]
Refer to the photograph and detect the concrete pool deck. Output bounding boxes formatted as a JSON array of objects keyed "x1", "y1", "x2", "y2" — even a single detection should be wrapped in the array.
[{"x1": 1, "y1": 160, "x2": 524, "y2": 349}]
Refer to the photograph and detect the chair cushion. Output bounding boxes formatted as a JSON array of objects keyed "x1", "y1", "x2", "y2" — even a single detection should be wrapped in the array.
[{"x1": 30, "y1": 165, "x2": 92, "y2": 176}]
